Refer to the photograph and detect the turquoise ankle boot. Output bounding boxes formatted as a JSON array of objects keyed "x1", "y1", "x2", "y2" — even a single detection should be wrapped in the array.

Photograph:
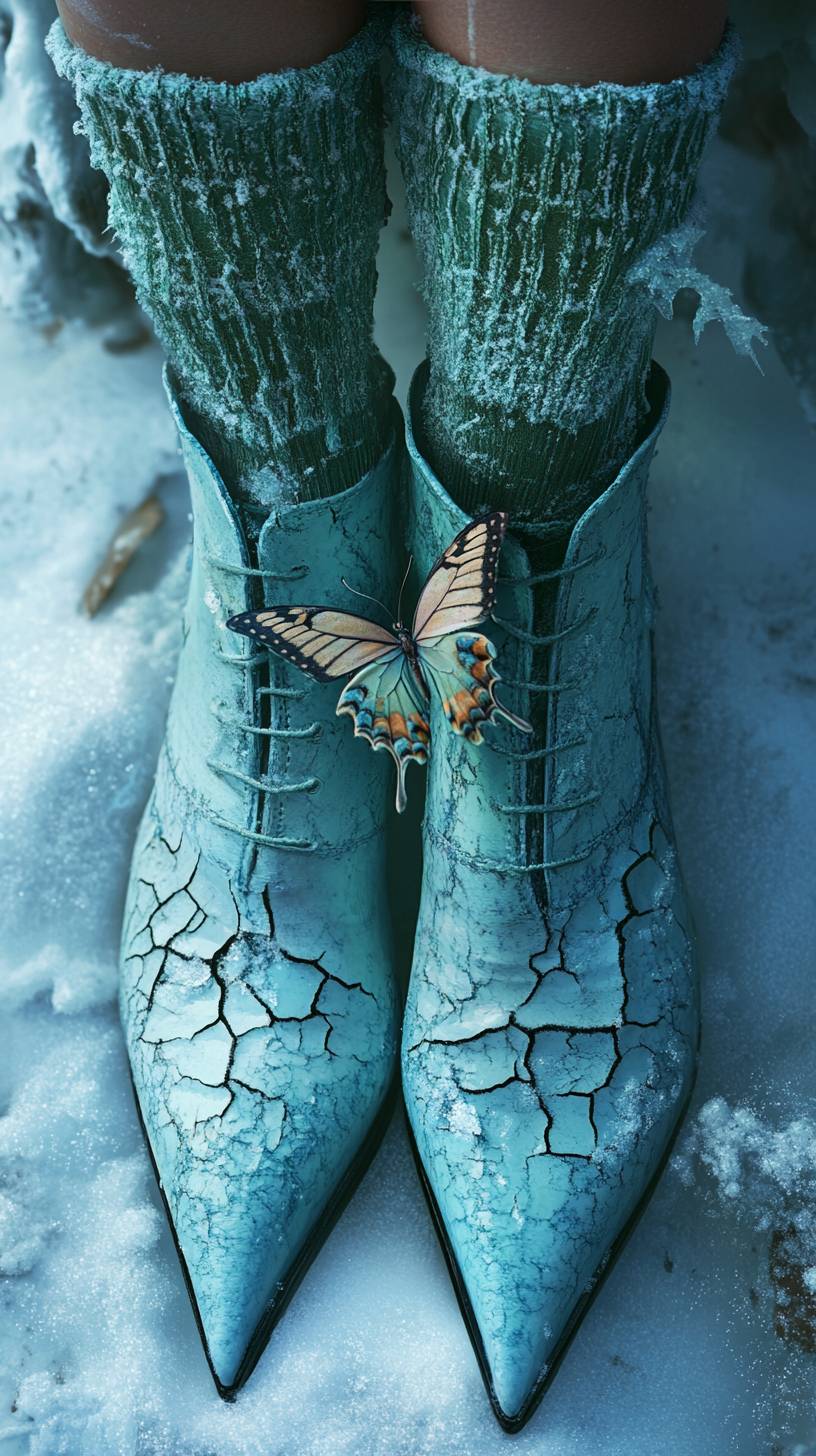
[
  {"x1": 403, "y1": 363, "x2": 696, "y2": 1431},
  {"x1": 121, "y1": 376, "x2": 401, "y2": 1397}
]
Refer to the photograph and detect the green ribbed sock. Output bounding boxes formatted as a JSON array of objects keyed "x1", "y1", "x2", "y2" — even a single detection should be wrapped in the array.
[
  {"x1": 47, "y1": 17, "x2": 392, "y2": 506},
  {"x1": 388, "y1": 13, "x2": 741, "y2": 531}
]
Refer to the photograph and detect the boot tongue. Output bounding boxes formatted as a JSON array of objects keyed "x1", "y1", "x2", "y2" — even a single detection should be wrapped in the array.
[{"x1": 235, "y1": 501, "x2": 270, "y2": 550}]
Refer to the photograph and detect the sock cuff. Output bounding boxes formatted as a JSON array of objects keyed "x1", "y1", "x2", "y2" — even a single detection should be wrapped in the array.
[
  {"x1": 47, "y1": 13, "x2": 389, "y2": 114},
  {"x1": 389, "y1": 14, "x2": 740, "y2": 246},
  {"x1": 390, "y1": 12, "x2": 739, "y2": 128},
  {"x1": 388, "y1": 12, "x2": 740, "y2": 433}
]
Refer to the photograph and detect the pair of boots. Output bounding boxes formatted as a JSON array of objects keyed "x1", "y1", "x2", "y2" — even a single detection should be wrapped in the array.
[
  {"x1": 49, "y1": 5, "x2": 750, "y2": 1433},
  {"x1": 128, "y1": 361, "x2": 689, "y2": 1433}
]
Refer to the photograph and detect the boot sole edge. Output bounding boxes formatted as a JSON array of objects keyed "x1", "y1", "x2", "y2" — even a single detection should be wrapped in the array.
[{"x1": 130, "y1": 1066, "x2": 399, "y2": 1400}]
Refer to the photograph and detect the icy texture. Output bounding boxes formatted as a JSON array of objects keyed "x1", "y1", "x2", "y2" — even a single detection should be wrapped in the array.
[
  {"x1": 678, "y1": 1099, "x2": 816, "y2": 1229},
  {"x1": 0, "y1": 0, "x2": 120, "y2": 322},
  {"x1": 630, "y1": 216, "x2": 766, "y2": 361},
  {"x1": 47, "y1": 16, "x2": 392, "y2": 502}
]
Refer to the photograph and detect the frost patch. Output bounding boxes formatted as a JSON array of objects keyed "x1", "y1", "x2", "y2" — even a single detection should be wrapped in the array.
[
  {"x1": 629, "y1": 218, "x2": 768, "y2": 363},
  {"x1": 447, "y1": 1098, "x2": 481, "y2": 1140},
  {"x1": 675, "y1": 1097, "x2": 816, "y2": 1348},
  {"x1": 204, "y1": 586, "x2": 224, "y2": 620},
  {"x1": 594, "y1": 1077, "x2": 655, "y2": 1169},
  {"x1": 676, "y1": 1097, "x2": 816, "y2": 1208}
]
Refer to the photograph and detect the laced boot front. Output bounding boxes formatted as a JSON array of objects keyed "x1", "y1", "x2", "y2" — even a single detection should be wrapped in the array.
[
  {"x1": 121, "y1": 378, "x2": 402, "y2": 1397},
  {"x1": 402, "y1": 363, "x2": 697, "y2": 1431}
]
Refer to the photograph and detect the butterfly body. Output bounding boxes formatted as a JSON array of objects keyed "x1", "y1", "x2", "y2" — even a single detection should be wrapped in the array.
[
  {"x1": 394, "y1": 625, "x2": 431, "y2": 698},
  {"x1": 228, "y1": 513, "x2": 532, "y2": 812}
]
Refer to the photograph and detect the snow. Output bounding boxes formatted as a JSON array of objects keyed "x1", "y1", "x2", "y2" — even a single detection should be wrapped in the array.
[
  {"x1": 0, "y1": 0, "x2": 122, "y2": 323},
  {"x1": 448, "y1": 1099, "x2": 483, "y2": 1141},
  {"x1": 1, "y1": 101, "x2": 816, "y2": 1456}
]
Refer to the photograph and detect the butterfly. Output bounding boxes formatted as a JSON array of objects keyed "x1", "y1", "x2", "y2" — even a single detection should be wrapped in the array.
[{"x1": 226, "y1": 512, "x2": 532, "y2": 813}]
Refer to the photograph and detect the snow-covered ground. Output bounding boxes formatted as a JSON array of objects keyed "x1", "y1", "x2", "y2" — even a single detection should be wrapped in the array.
[{"x1": 2, "y1": 131, "x2": 815, "y2": 1455}]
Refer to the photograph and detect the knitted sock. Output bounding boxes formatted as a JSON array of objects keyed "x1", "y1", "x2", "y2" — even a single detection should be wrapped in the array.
[
  {"x1": 47, "y1": 17, "x2": 392, "y2": 506},
  {"x1": 388, "y1": 13, "x2": 742, "y2": 531}
]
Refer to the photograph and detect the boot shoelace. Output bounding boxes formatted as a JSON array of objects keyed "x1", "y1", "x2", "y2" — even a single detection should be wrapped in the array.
[
  {"x1": 488, "y1": 547, "x2": 604, "y2": 875},
  {"x1": 180, "y1": 546, "x2": 604, "y2": 863},
  {"x1": 201, "y1": 555, "x2": 319, "y2": 853}
]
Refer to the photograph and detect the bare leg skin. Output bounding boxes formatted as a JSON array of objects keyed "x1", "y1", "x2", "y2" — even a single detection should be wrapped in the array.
[
  {"x1": 55, "y1": 0, "x2": 367, "y2": 80},
  {"x1": 413, "y1": 0, "x2": 728, "y2": 83}
]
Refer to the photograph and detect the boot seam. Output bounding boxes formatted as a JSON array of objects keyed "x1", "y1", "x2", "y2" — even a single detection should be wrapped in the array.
[
  {"x1": 422, "y1": 791, "x2": 652, "y2": 874},
  {"x1": 161, "y1": 742, "x2": 386, "y2": 857}
]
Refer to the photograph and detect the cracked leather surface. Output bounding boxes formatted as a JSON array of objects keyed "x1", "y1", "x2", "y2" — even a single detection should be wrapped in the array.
[
  {"x1": 403, "y1": 363, "x2": 697, "y2": 1423},
  {"x1": 121, "y1": 375, "x2": 401, "y2": 1391}
]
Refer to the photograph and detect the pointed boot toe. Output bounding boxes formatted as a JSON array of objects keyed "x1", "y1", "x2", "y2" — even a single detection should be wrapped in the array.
[
  {"x1": 403, "y1": 362, "x2": 697, "y2": 1428},
  {"x1": 121, "y1": 376, "x2": 402, "y2": 1392},
  {"x1": 412, "y1": 1012, "x2": 688, "y2": 1428}
]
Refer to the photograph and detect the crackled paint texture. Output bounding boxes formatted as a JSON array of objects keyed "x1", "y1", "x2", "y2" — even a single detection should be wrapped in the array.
[
  {"x1": 119, "y1": 381, "x2": 401, "y2": 1391},
  {"x1": 403, "y1": 363, "x2": 697, "y2": 1424}
]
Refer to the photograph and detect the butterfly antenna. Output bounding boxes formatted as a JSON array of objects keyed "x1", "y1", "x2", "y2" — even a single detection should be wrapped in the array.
[
  {"x1": 340, "y1": 578, "x2": 392, "y2": 620},
  {"x1": 396, "y1": 554, "x2": 413, "y2": 626}
]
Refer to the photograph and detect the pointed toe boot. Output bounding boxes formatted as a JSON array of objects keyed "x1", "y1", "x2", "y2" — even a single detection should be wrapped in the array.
[
  {"x1": 121, "y1": 377, "x2": 401, "y2": 1396},
  {"x1": 402, "y1": 362, "x2": 697, "y2": 1431}
]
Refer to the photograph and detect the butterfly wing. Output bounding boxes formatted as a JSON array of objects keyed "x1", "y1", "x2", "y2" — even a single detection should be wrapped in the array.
[
  {"x1": 337, "y1": 651, "x2": 430, "y2": 814},
  {"x1": 412, "y1": 511, "x2": 507, "y2": 644},
  {"x1": 226, "y1": 607, "x2": 398, "y2": 682},
  {"x1": 419, "y1": 631, "x2": 531, "y2": 744}
]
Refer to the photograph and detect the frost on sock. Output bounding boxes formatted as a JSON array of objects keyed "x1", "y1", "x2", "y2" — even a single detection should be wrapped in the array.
[
  {"x1": 47, "y1": 17, "x2": 393, "y2": 505},
  {"x1": 389, "y1": 15, "x2": 757, "y2": 524}
]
